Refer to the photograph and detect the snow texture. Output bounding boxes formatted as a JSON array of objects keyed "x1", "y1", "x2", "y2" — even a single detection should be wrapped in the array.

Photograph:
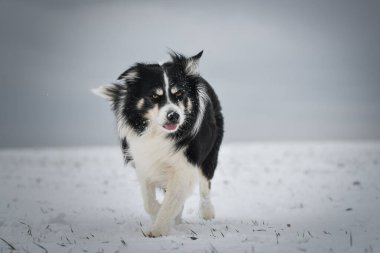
[{"x1": 1, "y1": 142, "x2": 380, "y2": 253}]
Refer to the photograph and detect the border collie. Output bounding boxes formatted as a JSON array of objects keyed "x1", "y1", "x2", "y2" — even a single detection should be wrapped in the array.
[{"x1": 92, "y1": 51, "x2": 224, "y2": 237}]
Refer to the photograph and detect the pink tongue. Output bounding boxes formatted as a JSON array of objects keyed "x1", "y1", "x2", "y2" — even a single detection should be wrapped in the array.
[{"x1": 164, "y1": 124, "x2": 177, "y2": 131}]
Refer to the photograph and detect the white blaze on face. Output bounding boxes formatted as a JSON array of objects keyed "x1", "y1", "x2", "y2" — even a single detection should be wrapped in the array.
[
  {"x1": 155, "y1": 71, "x2": 185, "y2": 132},
  {"x1": 163, "y1": 72, "x2": 170, "y2": 102}
]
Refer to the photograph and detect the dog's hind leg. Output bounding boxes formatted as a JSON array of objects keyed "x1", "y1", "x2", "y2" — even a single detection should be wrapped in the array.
[
  {"x1": 199, "y1": 171, "x2": 215, "y2": 220},
  {"x1": 199, "y1": 111, "x2": 223, "y2": 220}
]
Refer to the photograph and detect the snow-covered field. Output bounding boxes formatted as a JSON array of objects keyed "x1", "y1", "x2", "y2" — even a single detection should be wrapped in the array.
[{"x1": 1, "y1": 142, "x2": 379, "y2": 253}]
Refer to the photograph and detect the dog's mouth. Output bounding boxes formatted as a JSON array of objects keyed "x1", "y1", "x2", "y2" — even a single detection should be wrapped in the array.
[{"x1": 163, "y1": 123, "x2": 178, "y2": 131}]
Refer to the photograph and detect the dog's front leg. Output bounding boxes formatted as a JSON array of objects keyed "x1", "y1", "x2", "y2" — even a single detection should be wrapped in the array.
[
  {"x1": 145, "y1": 168, "x2": 196, "y2": 237},
  {"x1": 140, "y1": 180, "x2": 161, "y2": 222},
  {"x1": 174, "y1": 204, "x2": 184, "y2": 225}
]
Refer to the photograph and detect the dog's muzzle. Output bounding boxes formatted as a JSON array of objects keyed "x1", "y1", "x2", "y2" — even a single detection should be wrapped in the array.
[{"x1": 164, "y1": 111, "x2": 180, "y2": 131}]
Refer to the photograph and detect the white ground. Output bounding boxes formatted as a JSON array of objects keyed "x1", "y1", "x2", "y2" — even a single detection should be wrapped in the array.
[{"x1": 1, "y1": 142, "x2": 379, "y2": 253}]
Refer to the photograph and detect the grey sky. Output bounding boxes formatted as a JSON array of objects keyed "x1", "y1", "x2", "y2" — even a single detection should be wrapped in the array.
[{"x1": 1, "y1": 0, "x2": 380, "y2": 148}]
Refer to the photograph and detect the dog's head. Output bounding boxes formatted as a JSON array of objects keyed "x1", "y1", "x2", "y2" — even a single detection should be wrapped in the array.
[{"x1": 93, "y1": 51, "x2": 209, "y2": 138}]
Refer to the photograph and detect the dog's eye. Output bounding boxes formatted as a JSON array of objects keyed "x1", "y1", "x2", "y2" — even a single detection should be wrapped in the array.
[
  {"x1": 151, "y1": 94, "x2": 159, "y2": 100},
  {"x1": 175, "y1": 91, "x2": 183, "y2": 99}
]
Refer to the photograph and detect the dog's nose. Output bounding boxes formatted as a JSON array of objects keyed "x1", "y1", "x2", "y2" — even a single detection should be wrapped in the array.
[{"x1": 167, "y1": 111, "x2": 179, "y2": 123}]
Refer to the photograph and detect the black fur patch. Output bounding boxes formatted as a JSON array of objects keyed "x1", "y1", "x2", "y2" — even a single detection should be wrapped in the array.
[{"x1": 102, "y1": 51, "x2": 224, "y2": 180}]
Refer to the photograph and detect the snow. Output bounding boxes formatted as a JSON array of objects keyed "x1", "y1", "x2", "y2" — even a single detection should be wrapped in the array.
[{"x1": 1, "y1": 142, "x2": 380, "y2": 253}]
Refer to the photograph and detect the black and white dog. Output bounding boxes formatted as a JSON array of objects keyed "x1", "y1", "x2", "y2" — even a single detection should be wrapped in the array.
[{"x1": 93, "y1": 51, "x2": 224, "y2": 237}]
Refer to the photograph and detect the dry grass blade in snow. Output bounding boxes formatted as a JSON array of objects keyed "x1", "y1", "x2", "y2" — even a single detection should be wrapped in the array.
[{"x1": 0, "y1": 142, "x2": 380, "y2": 252}]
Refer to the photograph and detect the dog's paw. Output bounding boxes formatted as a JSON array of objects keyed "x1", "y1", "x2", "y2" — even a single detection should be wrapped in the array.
[
  {"x1": 142, "y1": 226, "x2": 169, "y2": 238},
  {"x1": 200, "y1": 202, "x2": 215, "y2": 220}
]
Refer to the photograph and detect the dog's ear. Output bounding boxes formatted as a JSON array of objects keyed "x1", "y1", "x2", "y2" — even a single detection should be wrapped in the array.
[
  {"x1": 185, "y1": 50, "x2": 203, "y2": 76},
  {"x1": 91, "y1": 83, "x2": 122, "y2": 102},
  {"x1": 92, "y1": 67, "x2": 138, "y2": 102},
  {"x1": 190, "y1": 50, "x2": 203, "y2": 62}
]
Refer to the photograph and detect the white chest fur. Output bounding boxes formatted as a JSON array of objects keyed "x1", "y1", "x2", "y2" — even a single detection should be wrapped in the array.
[{"x1": 124, "y1": 126, "x2": 198, "y2": 188}]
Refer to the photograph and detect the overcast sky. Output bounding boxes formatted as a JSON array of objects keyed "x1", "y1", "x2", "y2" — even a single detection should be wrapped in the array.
[{"x1": 1, "y1": 0, "x2": 380, "y2": 148}]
